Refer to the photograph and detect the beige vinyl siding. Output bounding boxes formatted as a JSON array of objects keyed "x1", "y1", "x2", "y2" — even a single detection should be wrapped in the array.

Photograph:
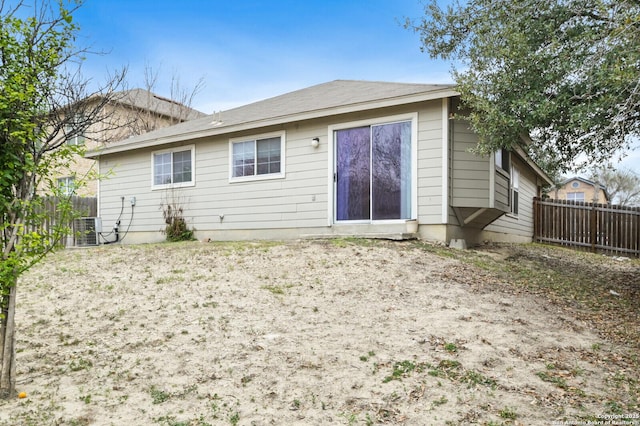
[
  {"x1": 417, "y1": 100, "x2": 445, "y2": 224},
  {"x1": 197, "y1": 125, "x2": 328, "y2": 230},
  {"x1": 98, "y1": 119, "x2": 330, "y2": 237},
  {"x1": 95, "y1": 97, "x2": 550, "y2": 244},
  {"x1": 91, "y1": 82, "x2": 496, "y2": 243},
  {"x1": 99, "y1": 149, "x2": 162, "y2": 233},
  {"x1": 450, "y1": 117, "x2": 490, "y2": 208},
  {"x1": 96, "y1": 100, "x2": 460, "y2": 240},
  {"x1": 485, "y1": 156, "x2": 537, "y2": 237}
]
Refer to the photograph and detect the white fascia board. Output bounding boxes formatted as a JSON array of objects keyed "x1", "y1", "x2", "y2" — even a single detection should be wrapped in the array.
[{"x1": 513, "y1": 145, "x2": 554, "y2": 186}]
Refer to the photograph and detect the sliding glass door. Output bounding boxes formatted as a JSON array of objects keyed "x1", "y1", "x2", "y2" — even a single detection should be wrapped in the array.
[{"x1": 335, "y1": 120, "x2": 412, "y2": 221}]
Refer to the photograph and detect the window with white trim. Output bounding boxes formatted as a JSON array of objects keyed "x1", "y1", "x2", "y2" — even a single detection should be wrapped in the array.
[
  {"x1": 57, "y1": 176, "x2": 76, "y2": 196},
  {"x1": 333, "y1": 117, "x2": 415, "y2": 221},
  {"x1": 567, "y1": 192, "x2": 585, "y2": 202},
  {"x1": 230, "y1": 132, "x2": 284, "y2": 181},
  {"x1": 152, "y1": 146, "x2": 195, "y2": 189},
  {"x1": 510, "y1": 166, "x2": 520, "y2": 215},
  {"x1": 64, "y1": 121, "x2": 85, "y2": 146}
]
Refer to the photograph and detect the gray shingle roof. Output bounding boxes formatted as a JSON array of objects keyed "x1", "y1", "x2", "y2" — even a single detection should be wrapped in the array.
[
  {"x1": 114, "y1": 89, "x2": 207, "y2": 121},
  {"x1": 87, "y1": 80, "x2": 457, "y2": 157},
  {"x1": 559, "y1": 176, "x2": 603, "y2": 188},
  {"x1": 217, "y1": 80, "x2": 455, "y2": 123}
]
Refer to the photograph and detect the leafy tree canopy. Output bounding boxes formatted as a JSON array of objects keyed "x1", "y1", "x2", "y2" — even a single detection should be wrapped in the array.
[
  {"x1": 1, "y1": 0, "x2": 87, "y2": 287},
  {"x1": 408, "y1": 0, "x2": 640, "y2": 177},
  {"x1": 0, "y1": 0, "x2": 124, "y2": 397}
]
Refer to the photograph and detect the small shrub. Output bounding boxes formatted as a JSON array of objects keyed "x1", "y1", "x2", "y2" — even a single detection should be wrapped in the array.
[{"x1": 161, "y1": 199, "x2": 195, "y2": 242}]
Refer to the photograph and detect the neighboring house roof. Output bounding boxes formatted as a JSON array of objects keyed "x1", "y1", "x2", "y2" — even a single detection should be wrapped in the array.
[
  {"x1": 558, "y1": 176, "x2": 609, "y2": 200},
  {"x1": 112, "y1": 88, "x2": 207, "y2": 121},
  {"x1": 559, "y1": 176, "x2": 600, "y2": 187},
  {"x1": 87, "y1": 80, "x2": 458, "y2": 158}
]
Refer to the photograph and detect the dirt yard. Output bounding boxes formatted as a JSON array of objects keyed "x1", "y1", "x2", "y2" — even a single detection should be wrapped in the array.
[{"x1": 1, "y1": 239, "x2": 638, "y2": 425}]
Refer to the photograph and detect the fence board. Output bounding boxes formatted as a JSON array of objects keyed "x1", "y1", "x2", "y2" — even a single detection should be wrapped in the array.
[
  {"x1": 533, "y1": 197, "x2": 640, "y2": 257},
  {"x1": 34, "y1": 196, "x2": 97, "y2": 248}
]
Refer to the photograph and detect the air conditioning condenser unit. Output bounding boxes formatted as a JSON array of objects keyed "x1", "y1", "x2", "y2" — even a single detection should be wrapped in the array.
[{"x1": 74, "y1": 217, "x2": 102, "y2": 246}]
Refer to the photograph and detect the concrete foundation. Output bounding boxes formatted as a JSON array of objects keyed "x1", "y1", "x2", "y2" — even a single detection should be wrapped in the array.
[{"x1": 449, "y1": 238, "x2": 468, "y2": 250}]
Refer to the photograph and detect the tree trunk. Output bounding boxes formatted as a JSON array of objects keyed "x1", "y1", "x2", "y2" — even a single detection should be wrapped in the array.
[{"x1": 0, "y1": 282, "x2": 17, "y2": 399}]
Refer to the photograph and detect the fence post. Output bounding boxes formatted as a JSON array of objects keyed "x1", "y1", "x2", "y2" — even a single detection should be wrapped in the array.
[
  {"x1": 533, "y1": 197, "x2": 539, "y2": 242},
  {"x1": 590, "y1": 202, "x2": 597, "y2": 253},
  {"x1": 534, "y1": 197, "x2": 639, "y2": 257}
]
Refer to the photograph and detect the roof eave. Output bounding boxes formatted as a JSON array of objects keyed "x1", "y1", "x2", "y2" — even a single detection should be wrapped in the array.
[
  {"x1": 513, "y1": 144, "x2": 554, "y2": 186},
  {"x1": 86, "y1": 88, "x2": 459, "y2": 158}
]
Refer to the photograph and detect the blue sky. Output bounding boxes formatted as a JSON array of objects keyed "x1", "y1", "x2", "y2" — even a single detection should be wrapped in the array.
[
  {"x1": 74, "y1": 0, "x2": 449, "y2": 113},
  {"x1": 73, "y1": 0, "x2": 637, "y2": 175}
]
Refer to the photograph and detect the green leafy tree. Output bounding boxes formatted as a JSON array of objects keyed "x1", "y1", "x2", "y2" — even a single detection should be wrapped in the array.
[
  {"x1": 407, "y1": 0, "x2": 640, "y2": 175},
  {"x1": 0, "y1": 0, "x2": 124, "y2": 397}
]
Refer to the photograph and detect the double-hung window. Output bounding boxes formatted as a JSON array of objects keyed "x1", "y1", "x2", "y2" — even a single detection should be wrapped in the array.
[
  {"x1": 567, "y1": 192, "x2": 585, "y2": 202},
  {"x1": 152, "y1": 146, "x2": 195, "y2": 189},
  {"x1": 57, "y1": 176, "x2": 76, "y2": 196},
  {"x1": 230, "y1": 132, "x2": 284, "y2": 181},
  {"x1": 65, "y1": 119, "x2": 86, "y2": 146},
  {"x1": 510, "y1": 166, "x2": 520, "y2": 216}
]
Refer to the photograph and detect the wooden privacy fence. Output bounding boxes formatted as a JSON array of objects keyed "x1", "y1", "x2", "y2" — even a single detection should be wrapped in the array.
[
  {"x1": 37, "y1": 196, "x2": 97, "y2": 247},
  {"x1": 533, "y1": 197, "x2": 640, "y2": 257}
]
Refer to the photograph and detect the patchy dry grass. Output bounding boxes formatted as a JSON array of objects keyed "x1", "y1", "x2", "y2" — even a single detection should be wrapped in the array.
[
  {"x1": 1, "y1": 239, "x2": 638, "y2": 425},
  {"x1": 424, "y1": 242, "x2": 640, "y2": 350},
  {"x1": 422, "y1": 241, "x2": 640, "y2": 422}
]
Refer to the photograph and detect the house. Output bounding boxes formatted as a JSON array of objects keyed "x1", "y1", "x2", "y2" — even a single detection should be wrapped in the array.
[
  {"x1": 86, "y1": 80, "x2": 553, "y2": 245},
  {"x1": 548, "y1": 177, "x2": 609, "y2": 204},
  {"x1": 55, "y1": 89, "x2": 206, "y2": 196}
]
